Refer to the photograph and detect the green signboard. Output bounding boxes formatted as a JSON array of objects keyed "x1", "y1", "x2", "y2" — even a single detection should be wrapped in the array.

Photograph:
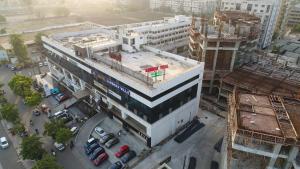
[{"x1": 150, "y1": 71, "x2": 164, "y2": 77}]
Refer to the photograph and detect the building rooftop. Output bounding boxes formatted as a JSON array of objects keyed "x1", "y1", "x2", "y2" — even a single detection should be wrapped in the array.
[
  {"x1": 45, "y1": 28, "x2": 200, "y2": 88},
  {"x1": 232, "y1": 92, "x2": 300, "y2": 146},
  {"x1": 215, "y1": 10, "x2": 261, "y2": 25}
]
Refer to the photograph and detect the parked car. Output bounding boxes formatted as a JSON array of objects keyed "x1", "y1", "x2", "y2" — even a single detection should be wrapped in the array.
[
  {"x1": 61, "y1": 115, "x2": 73, "y2": 124},
  {"x1": 85, "y1": 137, "x2": 97, "y2": 148},
  {"x1": 44, "y1": 61, "x2": 48, "y2": 66},
  {"x1": 105, "y1": 137, "x2": 119, "y2": 148},
  {"x1": 210, "y1": 161, "x2": 219, "y2": 169},
  {"x1": 109, "y1": 161, "x2": 124, "y2": 169},
  {"x1": 70, "y1": 127, "x2": 79, "y2": 135},
  {"x1": 52, "y1": 109, "x2": 68, "y2": 119},
  {"x1": 93, "y1": 152, "x2": 108, "y2": 166},
  {"x1": 32, "y1": 109, "x2": 41, "y2": 116},
  {"x1": 85, "y1": 143, "x2": 100, "y2": 155},
  {"x1": 99, "y1": 133, "x2": 114, "y2": 144},
  {"x1": 115, "y1": 145, "x2": 129, "y2": 158},
  {"x1": 188, "y1": 156, "x2": 197, "y2": 169},
  {"x1": 10, "y1": 66, "x2": 16, "y2": 71},
  {"x1": 55, "y1": 93, "x2": 69, "y2": 103},
  {"x1": 54, "y1": 142, "x2": 65, "y2": 151},
  {"x1": 89, "y1": 147, "x2": 105, "y2": 160},
  {"x1": 94, "y1": 127, "x2": 107, "y2": 138},
  {"x1": 0, "y1": 137, "x2": 9, "y2": 149},
  {"x1": 121, "y1": 150, "x2": 136, "y2": 163},
  {"x1": 39, "y1": 62, "x2": 43, "y2": 67},
  {"x1": 50, "y1": 88, "x2": 60, "y2": 95}
]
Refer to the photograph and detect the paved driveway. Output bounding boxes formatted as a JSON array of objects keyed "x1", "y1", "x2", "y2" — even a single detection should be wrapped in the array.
[
  {"x1": 134, "y1": 110, "x2": 225, "y2": 169},
  {"x1": 73, "y1": 112, "x2": 111, "y2": 169}
]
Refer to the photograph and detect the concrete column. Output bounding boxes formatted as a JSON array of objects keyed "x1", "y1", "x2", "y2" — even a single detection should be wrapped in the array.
[
  {"x1": 230, "y1": 41, "x2": 241, "y2": 72},
  {"x1": 209, "y1": 41, "x2": 220, "y2": 94},
  {"x1": 267, "y1": 144, "x2": 282, "y2": 169},
  {"x1": 200, "y1": 39, "x2": 207, "y2": 62},
  {"x1": 283, "y1": 146, "x2": 299, "y2": 169}
]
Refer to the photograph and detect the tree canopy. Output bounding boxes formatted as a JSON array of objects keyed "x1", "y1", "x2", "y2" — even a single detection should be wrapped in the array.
[
  {"x1": 20, "y1": 135, "x2": 45, "y2": 160},
  {"x1": 9, "y1": 34, "x2": 30, "y2": 66},
  {"x1": 55, "y1": 128, "x2": 72, "y2": 144},
  {"x1": 32, "y1": 155, "x2": 63, "y2": 169},
  {"x1": 44, "y1": 119, "x2": 66, "y2": 139},
  {"x1": 24, "y1": 91, "x2": 42, "y2": 106},
  {"x1": 292, "y1": 24, "x2": 300, "y2": 33},
  {"x1": 0, "y1": 103, "x2": 19, "y2": 123},
  {"x1": 34, "y1": 33, "x2": 47, "y2": 50},
  {"x1": 0, "y1": 15, "x2": 6, "y2": 23},
  {"x1": 8, "y1": 75, "x2": 32, "y2": 97}
]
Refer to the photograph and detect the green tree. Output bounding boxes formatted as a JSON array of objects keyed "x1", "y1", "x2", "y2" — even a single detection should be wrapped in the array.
[
  {"x1": 55, "y1": 128, "x2": 72, "y2": 144},
  {"x1": 34, "y1": 33, "x2": 46, "y2": 50},
  {"x1": 43, "y1": 120, "x2": 66, "y2": 139},
  {"x1": 20, "y1": 135, "x2": 45, "y2": 160},
  {"x1": 0, "y1": 28, "x2": 6, "y2": 34},
  {"x1": 8, "y1": 75, "x2": 33, "y2": 97},
  {"x1": 12, "y1": 122, "x2": 26, "y2": 134},
  {"x1": 24, "y1": 91, "x2": 42, "y2": 106},
  {"x1": 0, "y1": 83, "x2": 7, "y2": 105},
  {"x1": 9, "y1": 34, "x2": 30, "y2": 66},
  {"x1": 32, "y1": 155, "x2": 63, "y2": 169},
  {"x1": 292, "y1": 24, "x2": 300, "y2": 33},
  {"x1": 0, "y1": 103, "x2": 19, "y2": 123},
  {"x1": 0, "y1": 15, "x2": 6, "y2": 23}
]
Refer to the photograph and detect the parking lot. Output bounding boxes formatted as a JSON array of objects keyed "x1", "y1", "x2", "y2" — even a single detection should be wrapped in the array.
[
  {"x1": 91, "y1": 117, "x2": 147, "y2": 167},
  {"x1": 73, "y1": 113, "x2": 148, "y2": 169}
]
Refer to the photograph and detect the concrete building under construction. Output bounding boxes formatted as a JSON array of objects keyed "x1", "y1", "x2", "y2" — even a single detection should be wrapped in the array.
[
  {"x1": 222, "y1": 92, "x2": 300, "y2": 169},
  {"x1": 189, "y1": 11, "x2": 260, "y2": 93},
  {"x1": 217, "y1": 53, "x2": 300, "y2": 111}
]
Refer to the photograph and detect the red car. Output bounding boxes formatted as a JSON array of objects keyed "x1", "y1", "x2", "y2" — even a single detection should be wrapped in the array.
[
  {"x1": 93, "y1": 152, "x2": 108, "y2": 166},
  {"x1": 115, "y1": 145, "x2": 129, "y2": 158}
]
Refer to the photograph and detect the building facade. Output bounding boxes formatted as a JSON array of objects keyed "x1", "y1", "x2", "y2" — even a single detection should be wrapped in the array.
[
  {"x1": 42, "y1": 26, "x2": 204, "y2": 147},
  {"x1": 189, "y1": 11, "x2": 260, "y2": 93},
  {"x1": 114, "y1": 15, "x2": 192, "y2": 53},
  {"x1": 150, "y1": 0, "x2": 219, "y2": 15},
  {"x1": 287, "y1": 3, "x2": 300, "y2": 26},
  {"x1": 221, "y1": 0, "x2": 282, "y2": 49}
]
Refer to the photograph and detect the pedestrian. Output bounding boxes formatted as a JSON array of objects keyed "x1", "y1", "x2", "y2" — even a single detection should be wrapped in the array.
[
  {"x1": 35, "y1": 128, "x2": 39, "y2": 135},
  {"x1": 70, "y1": 140, "x2": 74, "y2": 149}
]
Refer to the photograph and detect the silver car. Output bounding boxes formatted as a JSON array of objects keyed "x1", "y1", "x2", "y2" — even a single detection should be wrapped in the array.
[
  {"x1": 94, "y1": 127, "x2": 107, "y2": 138},
  {"x1": 105, "y1": 137, "x2": 119, "y2": 148}
]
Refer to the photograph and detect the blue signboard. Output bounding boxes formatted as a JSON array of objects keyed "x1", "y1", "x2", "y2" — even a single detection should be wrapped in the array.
[{"x1": 106, "y1": 79, "x2": 130, "y2": 95}]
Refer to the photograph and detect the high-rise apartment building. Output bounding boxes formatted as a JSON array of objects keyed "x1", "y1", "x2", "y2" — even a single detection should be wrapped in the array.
[
  {"x1": 221, "y1": 0, "x2": 282, "y2": 49},
  {"x1": 150, "y1": 0, "x2": 219, "y2": 14}
]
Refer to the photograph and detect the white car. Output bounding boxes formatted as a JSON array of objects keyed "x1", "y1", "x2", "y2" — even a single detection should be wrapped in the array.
[
  {"x1": 0, "y1": 137, "x2": 9, "y2": 149},
  {"x1": 39, "y1": 62, "x2": 43, "y2": 67},
  {"x1": 54, "y1": 142, "x2": 65, "y2": 151},
  {"x1": 70, "y1": 127, "x2": 79, "y2": 135},
  {"x1": 94, "y1": 127, "x2": 107, "y2": 138},
  {"x1": 44, "y1": 61, "x2": 48, "y2": 66}
]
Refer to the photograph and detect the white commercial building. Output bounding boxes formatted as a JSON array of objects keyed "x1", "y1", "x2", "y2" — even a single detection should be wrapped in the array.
[
  {"x1": 221, "y1": 0, "x2": 282, "y2": 49},
  {"x1": 42, "y1": 24, "x2": 204, "y2": 147},
  {"x1": 113, "y1": 15, "x2": 192, "y2": 52},
  {"x1": 150, "y1": 0, "x2": 219, "y2": 14}
]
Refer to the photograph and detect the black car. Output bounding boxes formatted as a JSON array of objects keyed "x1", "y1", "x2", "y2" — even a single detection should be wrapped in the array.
[
  {"x1": 99, "y1": 133, "x2": 114, "y2": 144},
  {"x1": 121, "y1": 150, "x2": 136, "y2": 163},
  {"x1": 188, "y1": 156, "x2": 197, "y2": 169},
  {"x1": 89, "y1": 147, "x2": 105, "y2": 161},
  {"x1": 210, "y1": 161, "x2": 219, "y2": 169},
  {"x1": 33, "y1": 109, "x2": 41, "y2": 116},
  {"x1": 85, "y1": 143, "x2": 100, "y2": 155},
  {"x1": 61, "y1": 116, "x2": 73, "y2": 124},
  {"x1": 109, "y1": 161, "x2": 124, "y2": 169}
]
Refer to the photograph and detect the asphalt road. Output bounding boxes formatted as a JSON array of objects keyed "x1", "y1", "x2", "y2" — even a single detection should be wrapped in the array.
[{"x1": 0, "y1": 66, "x2": 25, "y2": 169}]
